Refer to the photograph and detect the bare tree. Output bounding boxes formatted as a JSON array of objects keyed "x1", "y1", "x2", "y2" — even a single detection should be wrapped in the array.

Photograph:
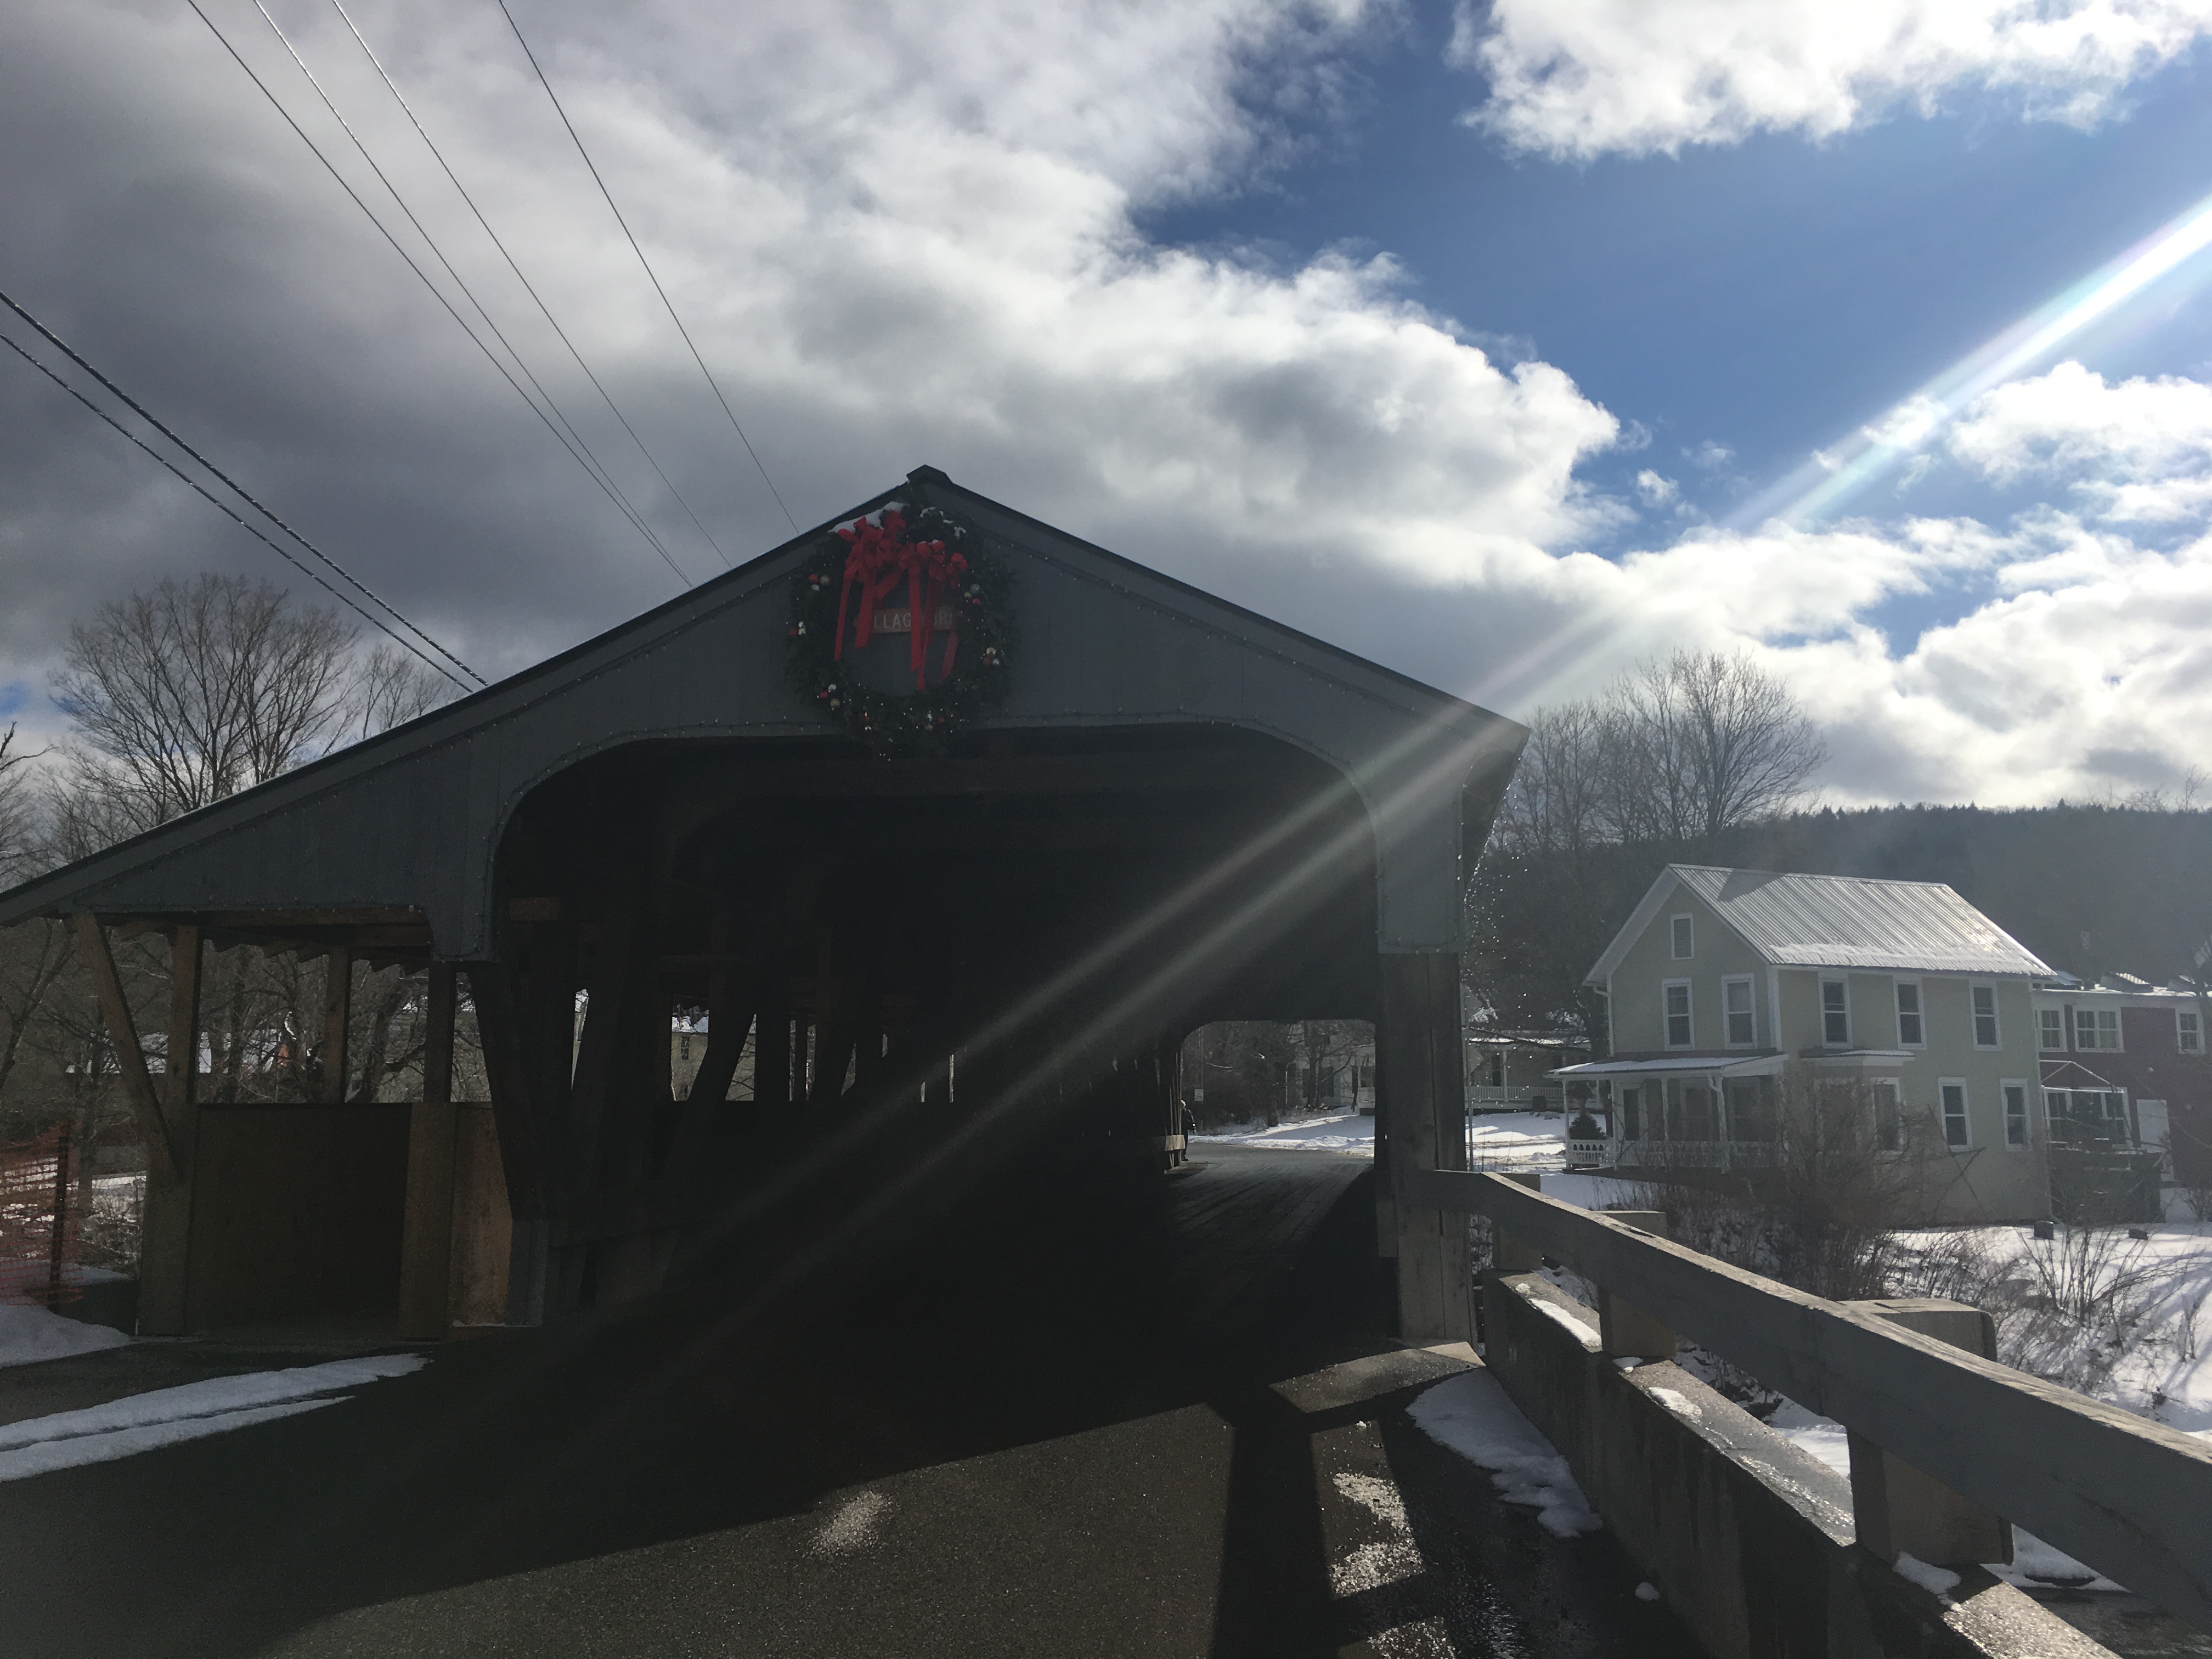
[
  {"x1": 52, "y1": 575, "x2": 359, "y2": 834},
  {"x1": 1604, "y1": 651, "x2": 1826, "y2": 842},
  {"x1": 1, "y1": 575, "x2": 461, "y2": 1135},
  {"x1": 351, "y1": 643, "x2": 454, "y2": 742}
]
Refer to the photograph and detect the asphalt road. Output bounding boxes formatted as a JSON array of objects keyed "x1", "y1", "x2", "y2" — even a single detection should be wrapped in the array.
[{"x1": 0, "y1": 1147, "x2": 1701, "y2": 1658}]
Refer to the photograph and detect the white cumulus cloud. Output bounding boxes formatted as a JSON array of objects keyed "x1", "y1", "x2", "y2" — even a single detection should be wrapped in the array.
[
  {"x1": 1455, "y1": 0, "x2": 2212, "y2": 160},
  {"x1": 1950, "y1": 360, "x2": 2212, "y2": 522}
]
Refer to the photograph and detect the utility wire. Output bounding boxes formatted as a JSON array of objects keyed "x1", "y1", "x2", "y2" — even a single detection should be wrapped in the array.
[
  {"x1": 0, "y1": 285, "x2": 479, "y2": 686},
  {"x1": 493, "y1": 0, "x2": 799, "y2": 533},
  {"x1": 246, "y1": 0, "x2": 689, "y2": 584},
  {"x1": 183, "y1": 0, "x2": 694, "y2": 586},
  {"x1": 0, "y1": 323, "x2": 476, "y2": 692},
  {"x1": 323, "y1": 0, "x2": 732, "y2": 568}
]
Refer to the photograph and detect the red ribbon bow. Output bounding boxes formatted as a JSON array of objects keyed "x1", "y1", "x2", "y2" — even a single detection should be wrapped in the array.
[{"x1": 833, "y1": 511, "x2": 970, "y2": 688}]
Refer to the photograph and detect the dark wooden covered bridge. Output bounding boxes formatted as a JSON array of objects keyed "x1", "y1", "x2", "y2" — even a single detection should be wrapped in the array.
[{"x1": 0, "y1": 468, "x2": 1523, "y2": 1347}]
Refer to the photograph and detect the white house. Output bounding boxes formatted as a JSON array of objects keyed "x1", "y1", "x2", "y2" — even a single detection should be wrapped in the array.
[{"x1": 1553, "y1": 865, "x2": 2055, "y2": 1223}]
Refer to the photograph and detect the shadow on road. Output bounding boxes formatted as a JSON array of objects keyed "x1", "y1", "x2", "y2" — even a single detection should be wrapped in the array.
[{"x1": 0, "y1": 1148, "x2": 1697, "y2": 1658}]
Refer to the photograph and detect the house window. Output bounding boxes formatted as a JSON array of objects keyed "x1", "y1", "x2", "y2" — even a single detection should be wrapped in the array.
[
  {"x1": 2181, "y1": 1009, "x2": 2201, "y2": 1054},
  {"x1": 1621, "y1": 1087, "x2": 1641, "y2": 1141},
  {"x1": 2075, "y1": 1008, "x2": 2121, "y2": 1051},
  {"x1": 2038, "y1": 1008, "x2": 2065, "y2": 1051},
  {"x1": 1895, "y1": 981, "x2": 1923, "y2": 1047},
  {"x1": 1821, "y1": 979, "x2": 1849, "y2": 1047},
  {"x1": 1971, "y1": 985, "x2": 2000, "y2": 1049},
  {"x1": 1723, "y1": 977, "x2": 1755, "y2": 1047},
  {"x1": 1940, "y1": 1080, "x2": 1970, "y2": 1148},
  {"x1": 2003, "y1": 1083, "x2": 2028, "y2": 1147},
  {"x1": 1663, "y1": 981, "x2": 1692, "y2": 1048},
  {"x1": 679, "y1": 1034, "x2": 692, "y2": 1062},
  {"x1": 1873, "y1": 1078, "x2": 1902, "y2": 1152},
  {"x1": 1671, "y1": 914, "x2": 1694, "y2": 959}
]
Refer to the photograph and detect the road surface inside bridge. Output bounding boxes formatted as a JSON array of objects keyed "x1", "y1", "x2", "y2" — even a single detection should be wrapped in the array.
[{"x1": 0, "y1": 1146, "x2": 1700, "y2": 1658}]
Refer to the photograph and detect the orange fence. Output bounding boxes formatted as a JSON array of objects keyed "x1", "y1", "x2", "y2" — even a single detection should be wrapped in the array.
[{"x1": 0, "y1": 1125, "x2": 77, "y2": 1307}]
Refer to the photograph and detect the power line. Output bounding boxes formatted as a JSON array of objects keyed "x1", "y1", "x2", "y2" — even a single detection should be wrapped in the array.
[
  {"x1": 247, "y1": 0, "x2": 692, "y2": 585},
  {"x1": 0, "y1": 320, "x2": 477, "y2": 692},
  {"x1": 323, "y1": 0, "x2": 732, "y2": 568},
  {"x1": 182, "y1": 0, "x2": 695, "y2": 586},
  {"x1": 492, "y1": 0, "x2": 800, "y2": 533}
]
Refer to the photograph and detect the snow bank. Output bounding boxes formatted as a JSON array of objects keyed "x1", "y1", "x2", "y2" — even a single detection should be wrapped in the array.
[
  {"x1": 0, "y1": 1353, "x2": 428, "y2": 1482},
  {"x1": 1193, "y1": 1108, "x2": 1573, "y2": 1165},
  {"x1": 1407, "y1": 1369, "x2": 1602, "y2": 1537},
  {"x1": 0, "y1": 1304, "x2": 130, "y2": 1370},
  {"x1": 1193, "y1": 1111, "x2": 1376, "y2": 1153}
]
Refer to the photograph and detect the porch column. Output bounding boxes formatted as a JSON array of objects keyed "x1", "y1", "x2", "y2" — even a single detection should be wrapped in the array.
[{"x1": 1379, "y1": 951, "x2": 1472, "y2": 1343}]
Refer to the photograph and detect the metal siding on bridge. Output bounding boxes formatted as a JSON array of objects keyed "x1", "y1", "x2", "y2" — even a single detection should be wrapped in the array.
[{"x1": 0, "y1": 471, "x2": 1521, "y2": 958}]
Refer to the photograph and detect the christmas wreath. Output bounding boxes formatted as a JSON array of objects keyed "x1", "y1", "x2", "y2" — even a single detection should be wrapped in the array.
[{"x1": 785, "y1": 501, "x2": 1014, "y2": 754}]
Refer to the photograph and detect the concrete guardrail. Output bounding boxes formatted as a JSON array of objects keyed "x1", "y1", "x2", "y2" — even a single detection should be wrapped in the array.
[{"x1": 1402, "y1": 1166, "x2": 2212, "y2": 1634}]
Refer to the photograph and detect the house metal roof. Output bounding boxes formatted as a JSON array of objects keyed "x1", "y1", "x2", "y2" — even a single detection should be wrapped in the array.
[{"x1": 1587, "y1": 865, "x2": 2052, "y2": 984}]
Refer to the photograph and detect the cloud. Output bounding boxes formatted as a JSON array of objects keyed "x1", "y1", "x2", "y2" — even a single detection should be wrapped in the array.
[
  {"x1": 0, "y1": 0, "x2": 1620, "y2": 696},
  {"x1": 0, "y1": 2, "x2": 2204, "y2": 812},
  {"x1": 1684, "y1": 441, "x2": 1734, "y2": 470},
  {"x1": 1950, "y1": 360, "x2": 2212, "y2": 522},
  {"x1": 1454, "y1": 0, "x2": 2212, "y2": 160}
]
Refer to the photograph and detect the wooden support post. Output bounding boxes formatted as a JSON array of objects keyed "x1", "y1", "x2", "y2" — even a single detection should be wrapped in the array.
[
  {"x1": 397, "y1": 964, "x2": 459, "y2": 1341},
  {"x1": 1491, "y1": 1171, "x2": 1543, "y2": 1274},
  {"x1": 469, "y1": 963, "x2": 549, "y2": 1326},
  {"x1": 149, "y1": 925, "x2": 202, "y2": 1335},
  {"x1": 74, "y1": 915, "x2": 174, "y2": 1179},
  {"x1": 1379, "y1": 952, "x2": 1473, "y2": 1343},
  {"x1": 321, "y1": 945, "x2": 353, "y2": 1103},
  {"x1": 1844, "y1": 1299, "x2": 2013, "y2": 1568},
  {"x1": 568, "y1": 891, "x2": 641, "y2": 1183},
  {"x1": 77, "y1": 915, "x2": 198, "y2": 1336},
  {"x1": 1595, "y1": 1209, "x2": 1677, "y2": 1361}
]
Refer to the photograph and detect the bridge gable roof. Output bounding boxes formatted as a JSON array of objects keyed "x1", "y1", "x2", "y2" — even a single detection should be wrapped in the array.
[{"x1": 0, "y1": 467, "x2": 1523, "y2": 958}]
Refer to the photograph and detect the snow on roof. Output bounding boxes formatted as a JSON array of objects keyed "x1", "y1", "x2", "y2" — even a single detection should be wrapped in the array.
[{"x1": 1588, "y1": 865, "x2": 2052, "y2": 983}]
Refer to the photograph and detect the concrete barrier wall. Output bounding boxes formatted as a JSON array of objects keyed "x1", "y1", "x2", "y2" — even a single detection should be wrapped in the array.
[{"x1": 1481, "y1": 1272, "x2": 2114, "y2": 1659}]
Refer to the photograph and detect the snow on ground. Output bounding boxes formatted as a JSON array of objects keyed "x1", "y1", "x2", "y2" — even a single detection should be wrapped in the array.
[
  {"x1": 0, "y1": 1353, "x2": 428, "y2": 1481},
  {"x1": 1406, "y1": 1368, "x2": 1603, "y2": 1538},
  {"x1": 1193, "y1": 1109, "x2": 1572, "y2": 1167},
  {"x1": 0, "y1": 1304, "x2": 129, "y2": 1369},
  {"x1": 1193, "y1": 1110, "x2": 1377, "y2": 1153}
]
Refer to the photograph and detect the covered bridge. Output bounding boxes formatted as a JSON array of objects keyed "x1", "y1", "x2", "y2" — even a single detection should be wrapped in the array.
[{"x1": 0, "y1": 468, "x2": 1523, "y2": 1346}]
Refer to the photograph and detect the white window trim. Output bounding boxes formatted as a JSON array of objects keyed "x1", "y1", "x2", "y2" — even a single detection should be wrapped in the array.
[
  {"x1": 1820, "y1": 977, "x2": 1850, "y2": 1049},
  {"x1": 2037, "y1": 1006, "x2": 2066, "y2": 1053},
  {"x1": 2075, "y1": 1005, "x2": 2125, "y2": 1053},
  {"x1": 1662, "y1": 978, "x2": 1694, "y2": 1050},
  {"x1": 1669, "y1": 912, "x2": 1694, "y2": 961},
  {"x1": 2000, "y1": 1079, "x2": 2029, "y2": 1150},
  {"x1": 1938, "y1": 1076, "x2": 1972, "y2": 1150},
  {"x1": 1722, "y1": 974, "x2": 1757, "y2": 1049},
  {"x1": 2179, "y1": 1008, "x2": 2202, "y2": 1055},
  {"x1": 1893, "y1": 977, "x2": 1925, "y2": 1049},
  {"x1": 1970, "y1": 983, "x2": 2001, "y2": 1051}
]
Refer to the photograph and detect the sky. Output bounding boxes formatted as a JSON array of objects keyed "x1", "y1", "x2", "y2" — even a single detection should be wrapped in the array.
[{"x1": 5, "y1": 0, "x2": 2212, "y2": 806}]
